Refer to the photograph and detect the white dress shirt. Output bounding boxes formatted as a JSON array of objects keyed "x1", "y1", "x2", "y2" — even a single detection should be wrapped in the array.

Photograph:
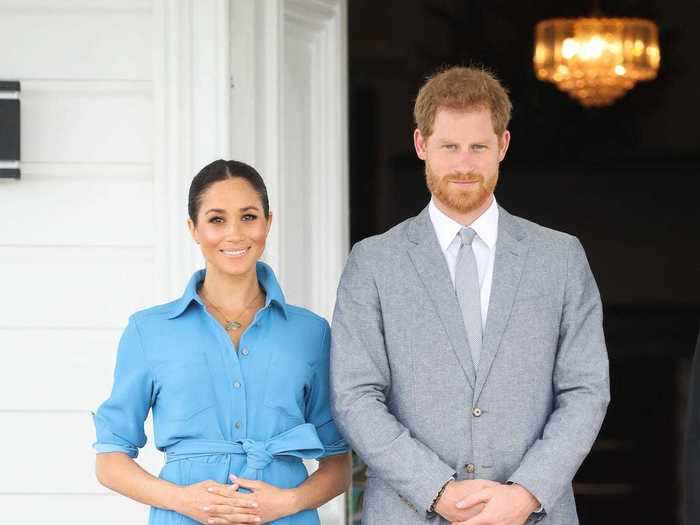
[{"x1": 428, "y1": 196, "x2": 499, "y2": 329}]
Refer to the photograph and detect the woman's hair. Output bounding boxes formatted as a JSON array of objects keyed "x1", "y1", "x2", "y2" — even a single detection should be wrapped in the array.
[{"x1": 188, "y1": 159, "x2": 270, "y2": 224}]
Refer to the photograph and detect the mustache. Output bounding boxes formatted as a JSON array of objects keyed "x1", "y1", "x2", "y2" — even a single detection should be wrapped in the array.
[{"x1": 446, "y1": 172, "x2": 483, "y2": 182}]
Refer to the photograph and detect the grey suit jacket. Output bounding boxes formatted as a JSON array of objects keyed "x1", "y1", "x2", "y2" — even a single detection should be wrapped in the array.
[{"x1": 330, "y1": 205, "x2": 610, "y2": 524}]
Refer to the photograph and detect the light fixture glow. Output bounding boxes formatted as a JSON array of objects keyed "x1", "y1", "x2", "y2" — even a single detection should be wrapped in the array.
[{"x1": 534, "y1": 17, "x2": 660, "y2": 106}]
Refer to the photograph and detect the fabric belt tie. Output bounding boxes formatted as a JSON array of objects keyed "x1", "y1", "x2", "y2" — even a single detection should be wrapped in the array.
[{"x1": 165, "y1": 423, "x2": 325, "y2": 480}]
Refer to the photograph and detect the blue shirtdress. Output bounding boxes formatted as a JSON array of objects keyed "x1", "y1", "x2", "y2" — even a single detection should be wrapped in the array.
[{"x1": 93, "y1": 262, "x2": 349, "y2": 524}]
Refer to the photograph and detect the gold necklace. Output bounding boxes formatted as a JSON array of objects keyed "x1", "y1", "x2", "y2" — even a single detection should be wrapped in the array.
[{"x1": 201, "y1": 289, "x2": 262, "y2": 331}]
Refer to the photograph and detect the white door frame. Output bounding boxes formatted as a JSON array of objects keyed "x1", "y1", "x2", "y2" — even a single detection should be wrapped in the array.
[{"x1": 230, "y1": 0, "x2": 349, "y2": 318}]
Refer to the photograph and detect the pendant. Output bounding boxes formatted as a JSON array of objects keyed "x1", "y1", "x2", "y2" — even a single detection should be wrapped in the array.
[{"x1": 225, "y1": 321, "x2": 242, "y2": 331}]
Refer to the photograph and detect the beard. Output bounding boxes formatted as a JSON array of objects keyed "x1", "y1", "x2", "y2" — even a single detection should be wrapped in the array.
[{"x1": 425, "y1": 165, "x2": 498, "y2": 215}]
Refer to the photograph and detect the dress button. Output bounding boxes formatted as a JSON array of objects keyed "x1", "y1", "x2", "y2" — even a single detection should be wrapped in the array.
[
  {"x1": 465, "y1": 463, "x2": 476, "y2": 474},
  {"x1": 472, "y1": 407, "x2": 482, "y2": 417},
  {"x1": 233, "y1": 381, "x2": 241, "y2": 389},
  {"x1": 241, "y1": 348, "x2": 249, "y2": 356},
  {"x1": 234, "y1": 421, "x2": 241, "y2": 429}
]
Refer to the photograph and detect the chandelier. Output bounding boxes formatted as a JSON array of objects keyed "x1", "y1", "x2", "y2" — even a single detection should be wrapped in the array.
[{"x1": 534, "y1": 17, "x2": 660, "y2": 107}]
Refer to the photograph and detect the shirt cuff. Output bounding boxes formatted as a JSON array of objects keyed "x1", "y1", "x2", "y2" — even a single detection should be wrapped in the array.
[
  {"x1": 428, "y1": 476, "x2": 455, "y2": 514},
  {"x1": 93, "y1": 443, "x2": 139, "y2": 458}
]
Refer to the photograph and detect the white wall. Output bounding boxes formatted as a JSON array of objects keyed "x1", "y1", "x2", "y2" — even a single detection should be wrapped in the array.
[
  {"x1": 0, "y1": 0, "x2": 348, "y2": 523},
  {"x1": 0, "y1": 1, "x2": 161, "y2": 522}
]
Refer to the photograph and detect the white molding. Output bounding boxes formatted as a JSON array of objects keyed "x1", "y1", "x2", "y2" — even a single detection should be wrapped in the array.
[
  {"x1": 20, "y1": 79, "x2": 151, "y2": 94},
  {"x1": 153, "y1": 0, "x2": 231, "y2": 301},
  {"x1": 230, "y1": 0, "x2": 257, "y2": 165},
  {"x1": 0, "y1": 325, "x2": 123, "y2": 331},
  {"x1": 0, "y1": 494, "x2": 150, "y2": 524},
  {"x1": 19, "y1": 162, "x2": 151, "y2": 180},
  {"x1": 230, "y1": 0, "x2": 287, "y2": 278},
  {"x1": 314, "y1": 0, "x2": 348, "y2": 320},
  {"x1": 285, "y1": 0, "x2": 336, "y2": 22},
  {"x1": 259, "y1": 0, "x2": 285, "y2": 277},
  {"x1": 0, "y1": 245, "x2": 153, "y2": 260},
  {"x1": 284, "y1": 0, "x2": 348, "y2": 319},
  {"x1": 0, "y1": 0, "x2": 150, "y2": 11}
]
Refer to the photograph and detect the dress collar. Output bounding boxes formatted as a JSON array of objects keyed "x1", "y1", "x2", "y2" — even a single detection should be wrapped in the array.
[{"x1": 166, "y1": 261, "x2": 288, "y2": 320}]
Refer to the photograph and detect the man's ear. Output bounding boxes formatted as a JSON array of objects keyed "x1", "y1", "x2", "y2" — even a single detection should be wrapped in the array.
[
  {"x1": 498, "y1": 130, "x2": 511, "y2": 162},
  {"x1": 414, "y1": 128, "x2": 428, "y2": 161}
]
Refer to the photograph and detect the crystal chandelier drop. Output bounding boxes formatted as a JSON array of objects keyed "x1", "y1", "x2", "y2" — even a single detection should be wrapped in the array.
[{"x1": 534, "y1": 17, "x2": 660, "y2": 107}]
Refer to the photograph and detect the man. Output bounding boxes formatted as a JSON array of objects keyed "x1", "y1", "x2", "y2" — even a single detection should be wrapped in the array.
[{"x1": 330, "y1": 67, "x2": 610, "y2": 524}]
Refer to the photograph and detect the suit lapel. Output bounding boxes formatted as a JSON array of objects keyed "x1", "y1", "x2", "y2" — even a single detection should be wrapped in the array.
[
  {"x1": 407, "y1": 208, "x2": 477, "y2": 388},
  {"x1": 474, "y1": 207, "x2": 529, "y2": 401}
]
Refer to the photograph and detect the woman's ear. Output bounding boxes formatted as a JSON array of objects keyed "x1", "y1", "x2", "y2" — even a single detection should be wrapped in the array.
[
  {"x1": 266, "y1": 211, "x2": 273, "y2": 235},
  {"x1": 187, "y1": 218, "x2": 200, "y2": 244}
]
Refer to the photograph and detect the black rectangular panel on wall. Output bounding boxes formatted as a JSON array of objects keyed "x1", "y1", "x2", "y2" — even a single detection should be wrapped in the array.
[{"x1": 0, "y1": 80, "x2": 20, "y2": 179}]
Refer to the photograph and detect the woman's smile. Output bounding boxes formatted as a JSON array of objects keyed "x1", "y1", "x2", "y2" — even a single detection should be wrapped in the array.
[{"x1": 220, "y1": 247, "x2": 250, "y2": 257}]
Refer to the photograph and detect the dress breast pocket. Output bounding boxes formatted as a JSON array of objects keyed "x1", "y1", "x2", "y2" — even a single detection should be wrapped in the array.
[
  {"x1": 263, "y1": 349, "x2": 313, "y2": 431},
  {"x1": 156, "y1": 358, "x2": 216, "y2": 422}
]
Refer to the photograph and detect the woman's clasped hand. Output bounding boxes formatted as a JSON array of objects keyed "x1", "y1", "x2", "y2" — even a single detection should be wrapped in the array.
[
  {"x1": 175, "y1": 475, "x2": 301, "y2": 525},
  {"x1": 175, "y1": 478, "x2": 260, "y2": 524}
]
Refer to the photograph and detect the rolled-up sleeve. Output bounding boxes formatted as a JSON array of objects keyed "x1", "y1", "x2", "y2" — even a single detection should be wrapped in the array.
[
  {"x1": 93, "y1": 315, "x2": 154, "y2": 458},
  {"x1": 304, "y1": 322, "x2": 350, "y2": 458}
]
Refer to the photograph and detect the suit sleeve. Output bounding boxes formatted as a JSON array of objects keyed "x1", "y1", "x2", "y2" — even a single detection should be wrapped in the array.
[
  {"x1": 508, "y1": 236, "x2": 610, "y2": 512},
  {"x1": 330, "y1": 241, "x2": 456, "y2": 515},
  {"x1": 92, "y1": 315, "x2": 154, "y2": 458}
]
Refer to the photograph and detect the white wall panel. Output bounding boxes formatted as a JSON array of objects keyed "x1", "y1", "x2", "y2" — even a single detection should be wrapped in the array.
[
  {"x1": 19, "y1": 161, "x2": 151, "y2": 180},
  {"x1": 0, "y1": 329, "x2": 122, "y2": 411},
  {"x1": 0, "y1": 2, "x2": 151, "y2": 81},
  {"x1": 0, "y1": 495, "x2": 149, "y2": 524},
  {"x1": 0, "y1": 247, "x2": 156, "y2": 328},
  {"x1": 0, "y1": 1, "x2": 159, "y2": 523},
  {"x1": 20, "y1": 81, "x2": 152, "y2": 163},
  {"x1": 0, "y1": 179, "x2": 154, "y2": 246},
  {"x1": 0, "y1": 412, "x2": 163, "y2": 493}
]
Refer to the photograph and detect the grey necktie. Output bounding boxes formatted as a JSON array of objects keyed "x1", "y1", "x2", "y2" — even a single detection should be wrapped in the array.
[{"x1": 455, "y1": 227, "x2": 482, "y2": 369}]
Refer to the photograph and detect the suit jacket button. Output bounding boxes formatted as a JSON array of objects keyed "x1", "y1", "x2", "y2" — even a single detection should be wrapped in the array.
[
  {"x1": 472, "y1": 407, "x2": 482, "y2": 417},
  {"x1": 465, "y1": 463, "x2": 476, "y2": 473}
]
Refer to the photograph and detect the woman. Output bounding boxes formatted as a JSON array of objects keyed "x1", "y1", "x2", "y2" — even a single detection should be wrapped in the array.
[{"x1": 93, "y1": 160, "x2": 351, "y2": 524}]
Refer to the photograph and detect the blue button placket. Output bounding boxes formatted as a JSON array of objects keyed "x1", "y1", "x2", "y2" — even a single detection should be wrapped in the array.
[{"x1": 200, "y1": 299, "x2": 272, "y2": 442}]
